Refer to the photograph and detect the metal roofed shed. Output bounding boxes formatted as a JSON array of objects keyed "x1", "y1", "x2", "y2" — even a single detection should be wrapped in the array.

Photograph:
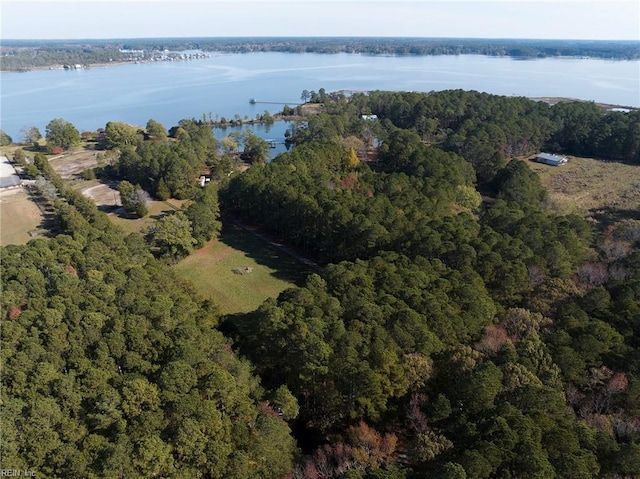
[{"x1": 535, "y1": 152, "x2": 568, "y2": 166}]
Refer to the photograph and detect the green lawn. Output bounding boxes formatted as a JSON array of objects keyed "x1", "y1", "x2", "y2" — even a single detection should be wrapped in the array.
[
  {"x1": 107, "y1": 200, "x2": 183, "y2": 235},
  {"x1": 173, "y1": 223, "x2": 313, "y2": 315},
  {"x1": 0, "y1": 190, "x2": 45, "y2": 246}
]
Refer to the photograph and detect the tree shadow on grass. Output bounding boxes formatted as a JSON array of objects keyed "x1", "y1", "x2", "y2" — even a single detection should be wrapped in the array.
[
  {"x1": 22, "y1": 186, "x2": 62, "y2": 238},
  {"x1": 34, "y1": 209, "x2": 62, "y2": 238},
  {"x1": 97, "y1": 204, "x2": 122, "y2": 214},
  {"x1": 150, "y1": 210, "x2": 174, "y2": 221},
  {"x1": 589, "y1": 206, "x2": 640, "y2": 230},
  {"x1": 218, "y1": 222, "x2": 315, "y2": 285},
  {"x1": 117, "y1": 209, "x2": 144, "y2": 220}
]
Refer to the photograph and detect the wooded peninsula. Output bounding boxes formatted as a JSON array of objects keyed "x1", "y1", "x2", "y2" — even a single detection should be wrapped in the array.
[
  {"x1": 1, "y1": 89, "x2": 639, "y2": 478},
  {"x1": 1, "y1": 37, "x2": 639, "y2": 71}
]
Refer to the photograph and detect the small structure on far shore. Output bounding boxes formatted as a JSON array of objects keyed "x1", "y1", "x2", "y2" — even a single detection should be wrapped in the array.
[{"x1": 534, "y1": 152, "x2": 568, "y2": 166}]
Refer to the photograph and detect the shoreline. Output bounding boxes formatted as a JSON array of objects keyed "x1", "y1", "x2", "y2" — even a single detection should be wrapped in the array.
[
  {"x1": 1, "y1": 60, "x2": 157, "y2": 73},
  {"x1": 3, "y1": 48, "x2": 639, "y2": 74},
  {"x1": 1, "y1": 53, "x2": 212, "y2": 73},
  {"x1": 529, "y1": 96, "x2": 638, "y2": 111}
]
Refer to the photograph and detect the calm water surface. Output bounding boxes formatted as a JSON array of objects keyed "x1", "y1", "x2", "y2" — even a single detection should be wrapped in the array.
[
  {"x1": 2, "y1": 52, "x2": 639, "y2": 141},
  {"x1": 213, "y1": 122, "x2": 293, "y2": 160}
]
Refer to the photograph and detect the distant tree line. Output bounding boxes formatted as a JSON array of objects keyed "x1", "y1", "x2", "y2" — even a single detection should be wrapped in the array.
[
  {"x1": 0, "y1": 41, "x2": 198, "y2": 71},
  {"x1": 193, "y1": 37, "x2": 640, "y2": 60},
  {"x1": 2, "y1": 37, "x2": 638, "y2": 70},
  {"x1": 0, "y1": 44, "x2": 130, "y2": 71}
]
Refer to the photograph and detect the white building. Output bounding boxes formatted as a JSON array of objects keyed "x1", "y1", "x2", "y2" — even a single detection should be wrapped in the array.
[{"x1": 0, "y1": 156, "x2": 21, "y2": 189}]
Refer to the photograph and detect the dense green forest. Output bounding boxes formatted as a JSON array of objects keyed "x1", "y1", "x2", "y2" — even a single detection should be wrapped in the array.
[
  {"x1": 2, "y1": 37, "x2": 638, "y2": 71},
  {"x1": 220, "y1": 90, "x2": 639, "y2": 478},
  {"x1": 2, "y1": 90, "x2": 640, "y2": 478},
  {"x1": 1, "y1": 147, "x2": 298, "y2": 477}
]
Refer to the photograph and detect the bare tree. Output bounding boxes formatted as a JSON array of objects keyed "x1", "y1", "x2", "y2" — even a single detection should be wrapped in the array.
[{"x1": 21, "y1": 126, "x2": 42, "y2": 147}]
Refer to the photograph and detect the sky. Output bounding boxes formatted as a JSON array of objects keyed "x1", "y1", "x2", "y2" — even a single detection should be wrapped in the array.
[{"x1": 1, "y1": 0, "x2": 639, "y2": 41}]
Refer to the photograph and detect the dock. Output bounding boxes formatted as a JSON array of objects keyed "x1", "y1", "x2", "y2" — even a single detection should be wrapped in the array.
[{"x1": 250, "y1": 98, "x2": 301, "y2": 105}]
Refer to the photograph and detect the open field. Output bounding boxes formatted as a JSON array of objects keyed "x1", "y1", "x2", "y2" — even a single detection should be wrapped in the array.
[
  {"x1": 174, "y1": 223, "x2": 313, "y2": 315},
  {"x1": 0, "y1": 188, "x2": 45, "y2": 246},
  {"x1": 50, "y1": 149, "x2": 99, "y2": 180},
  {"x1": 526, "y1": 156, "x2": 640, "y2": 221},
  {"x1": 107, "y1": 200, "x2": 184, "y2": 235},
  {"x1": 81, "y1": 181, "x2": 120, "y2": 206},
  {"x1": 78, "y1": 180, "x2": 185, "y2": 234}
]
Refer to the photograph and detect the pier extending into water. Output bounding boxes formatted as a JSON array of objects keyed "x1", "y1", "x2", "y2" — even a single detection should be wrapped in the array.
[{"x1": 249, "y1": 98, "x2": 302, "y2": 105}]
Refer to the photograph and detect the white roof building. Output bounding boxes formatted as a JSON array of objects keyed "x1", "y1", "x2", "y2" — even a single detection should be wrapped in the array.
[
  {"x1": 0, "y1": 156, "x2": 21, "y2": 188},
  {"x1": 535, "y1": 152, "x2": 568, "y2": 166}
]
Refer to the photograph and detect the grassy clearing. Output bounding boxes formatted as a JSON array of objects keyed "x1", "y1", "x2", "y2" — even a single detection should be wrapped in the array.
[
  {"x1": 0, "y1": 189, "x2": 45, "y2": 246},
  {"x1": 173, "y1": 223, "x2": 312, "y2": 315},
  {"x1": 107, "y1": 200, "x2": 184, "y2": 235},
  {"x1": 525, "y1": 156, "x2": 640, "y2": 220},
  {"x1": 74, "y1": 179, "x2": 185, "y2": 235}
]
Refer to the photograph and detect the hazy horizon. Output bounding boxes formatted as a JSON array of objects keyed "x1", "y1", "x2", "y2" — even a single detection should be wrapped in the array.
[
  {"x1": 2, "y1": 36, "x2": 639, "y2": 42},
  {"x1": 2, "y1": 1, "x2": 639, "y2": 42}
]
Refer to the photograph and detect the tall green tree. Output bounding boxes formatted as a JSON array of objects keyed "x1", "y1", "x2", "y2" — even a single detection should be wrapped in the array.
[
  {"x1": 151, "y1": 211, "x2": 198, "y2": 259},
  {"x1": 45, "y1": 118, "x2": 80, "y2": 151},
  {"x1": 184, "y1": 185, "x2": 222, "y2": 247},
  {"x1": 118, "y1": 180, "x2": 149, "y2": 217},
  {"x1": 242, "y1": 130, "x2": 270, "y2": 164},
  {"x1": 0, "y1": 130, "x2": 12, "y2": 146},
  {"x1": 145, "y1": 119, "x2": 168, "y2": 141},
  {"x1": 12, "y1": 149, "x2": 26, "y2": 166},
  {"x1": 494, "y1": 159, "x2": 548, "y2": 209},
  {"x1": 104, "y1": 121, "x2": 139, "y2": 150}
]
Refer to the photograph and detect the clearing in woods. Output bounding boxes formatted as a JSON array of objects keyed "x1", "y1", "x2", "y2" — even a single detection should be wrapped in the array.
[
  {"x1": 0, "y1": 188, "x2": 44, "y2": 246},
  {"x1": 78, "y1": 179, "x2": 185, "y2": 234},
  {"x1": 525, "y1": 155, "x2": 640, "y2": 222},
  {"x1": 49, "y1": 150, "x2": 99, "y2": 179},
  {"x1": 173, "y1": 223, "x2": 313, "y2": 315}
]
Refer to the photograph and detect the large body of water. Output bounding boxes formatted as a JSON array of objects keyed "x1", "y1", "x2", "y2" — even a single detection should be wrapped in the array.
[{"x1": 1, "y1": 52, "x2": 639, "y2": 141}]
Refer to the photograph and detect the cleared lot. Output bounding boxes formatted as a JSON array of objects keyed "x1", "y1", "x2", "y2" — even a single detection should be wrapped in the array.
[
  {"x1": 82, "y1": 182, "x2": 121, "y2": 207},
  {"x1": 49, "y1": 150, "x2": 99, "y2": 179},
  {"x1": 0, "y1": 188, "x2": 44, "y2": 246},
  {"x1": 527, "y1": 155, "x2": 640, "y2": 218},
  {"x1": 174, "y1": 223, "x2": 312, "y2": 315}
]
